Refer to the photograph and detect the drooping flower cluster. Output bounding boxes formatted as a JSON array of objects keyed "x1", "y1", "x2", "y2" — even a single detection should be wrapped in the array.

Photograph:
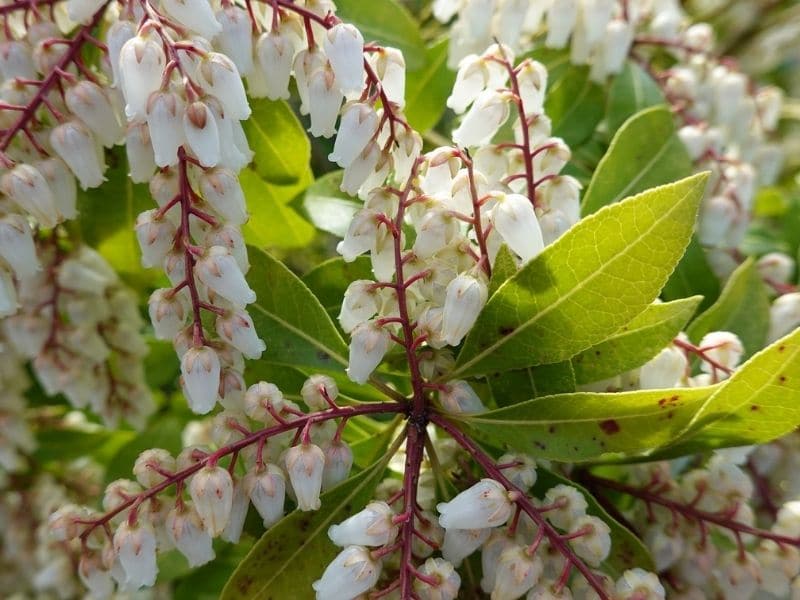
[{"x1": 0, "y1": 330, "x2": 34, "y2": 472}]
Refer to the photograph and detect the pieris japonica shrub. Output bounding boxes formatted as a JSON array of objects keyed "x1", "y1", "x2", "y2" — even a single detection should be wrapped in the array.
[{"x1": 3, "y1": 0, "x2": 800, "y2": 597}]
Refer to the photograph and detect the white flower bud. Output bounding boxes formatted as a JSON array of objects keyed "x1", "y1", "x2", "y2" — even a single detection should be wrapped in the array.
[
  {"x1": 190, "y1": 465, "x2": 234, "y2": 536},
  {"x1": 246, "y1": 464, "x2": 286, "y2": 527},
  {"x1": 639, "y1": 345, "x2": 687, "y2": 389},
  {"x1": 328, "y1": 501, "x2": 397, "y2": 547},
  {"x1": 135, "y1": 209, "x2": 176, "y2": 268},
  {"x1": 437, "y1": 479, "x2": 512, "y2": 529},
  {"x1": 498, "y1": 453, "x2": 537, "y2": 491},
  {"x1": 312, "y1": 545, "x2": 381, "y2": 600},
  {"x1": 707, "y1": 454, "x2": 753, "y2": 501},
  {"x1": 285, "y1": 442, "x2": 325, "y2": 511},
  {"x1": 533, "y1": 138, "x2": 571, "y2": 177},
  {"x1": 493, "y1": 545, "x2": 543, "y2": 600},
  {"x1": 199, "y1": 52, "x2": 251, "y2": 120},
  {"x1": 643, "y1": 523, "x2": 683, "y2": 572},
  {"x1": 322, "y1": 439, "x2": 354, "y2": 491},
  {"x1": 126, "y1": 123, "x2": 157, "y2": 183},
  {"x1": 678, "y1": 125, "x2": 707, "y2": 161},
  {"x1": 119, "y1": 35, "x2": 166, "y2": 121},
  {"x1": 243, "y1": 381, "x2": 285, "y2": 422},
  {"x1": 758, "y1": 252, "x2": 795, "y2": 285},
  {"x1": 453, "y1": 89, "x2": 511, "y2": 147},
  {"x1": 78, "y1": 553, "x2": 114, "y2": 599},
  {"x1": 106, "y1": 20, "x2": 135, "y2": 88},
  {"x1": 214, "y1": 6, "x2": 253, "y2": 73},
  {"x1": 568, "y1": 515, "x2": 611, "y2": 567},
  {"x1": 416, "y1": 557, "x2": 461, "y2": 600},
  {"x1": 329, "y1": 103, "x2": 379, "y2": 168},
  {"x1": 0, "y1": 40, "x2": 35, "y2": 81},
  {"x1": 166, "y1": 505, "x2": 215, "y2": 566},
  {"x1": 184, "y1": 101, "x2": 221, "y2": 168},
  {"x1": 698, "y1": 331, "x2": 744, "y2": 374},
  {"x1": 161, "y1": 0, "x2": 221, "y2": 39},
  {"x1": 0, "y1": 215, "x2": 39, "y2": 279},
  {"x1": 65, "y1": 80, "x2": 122, "y2": 147},
  {"x1": 324, "y1": 24, "x2": 365, "y2": 95},
  {"x1": 757, "y1": 86, "x2": 783, "y2": 131},
  {"x1": 439, "y1": 380, "x2": 486, "y2": 414},
  {"x1": 256, "y1": 31, "x2": 294, "y2": 100},
  {"x1": 346, "y1": 320, "x2": 391, "y2": 384},
  {"x1": 614, "y1": 568, "x2": 665, "y2": 600},
  {"x1": 50, "y1": 120, "x2": 106, "y2": 189},
  {"x1": 133, "y1": 448, "x2": 176, "y2": 487},
  {"x1": 113, "y1": 521, "x2": 158, "y2": 588},
  {"x1": 148, "y1": 288, "x2": 188, "y2": 340},
  {"x1": 199, "y1": 168, "x2": 248, "y2": 225},
  {"x1": 447, "y1": 55, "x2": 489, "y2": 114},
  {"x1": 698, "y1": 194, "x2": 737, "y2": 247},
  {"x1": 543, "y1": 484, "x2": 587, "y2": 529},
  {"x1": 768, "y1": 292, "x2": 800, "y2": 343},
  {"x1": 546, "y1": 0, "x2": 578, "y2": 48},
  {"x1": 1, "y1": 164, "x2": 60, "y2": 228},
  {"x1": 598, "y1": 19, "x2": 634, "y2": 78},
  {"x1": 715, "y1": 551, "x2": 761, "y2": 600},
  {"x1": 441, "y1": 527, "x2": 490, "y2": 566},
  {"x1": 490, "y1": 193, "x2": 545, "y2": 263},
  {"x1": 181, "y1": 346, "x2": 221, "y2": 414},
  {"x1": 337, "y1": 209, "x2": 379, "y2": 262},
  {"x1": 145, "y1": 91, "x2": 185, "y2": 167},
  {"x1": 222, "y1": 477, "x2": 249, "y2": 543},
  {"x1": 441, "y1": 274, "x2": 488, "y2": 346},
  {"x1": 216, "y1": 309, "x2": 266, "y2": 359},
  {"x1": 195, "y1": 245, "x2": 256, "y2": 307},
  {"x1": 371, "y1": 47, "x2": 405, "y2": 107},
  {"x1": 481, "y1": 531, "x2": 518, "y2": 593},
  {"x1": 301, "y1": 374, "x2": 339, "y2": 411},
  {"x1": 308, "y1": 63, "x2": 344, "y2": 138},
  {"x1": 48, "y1": 504, "x2": 87, "y2": 541},
  {"x1": 756, "y1": 540, "x2": 800, "y2": 597}
]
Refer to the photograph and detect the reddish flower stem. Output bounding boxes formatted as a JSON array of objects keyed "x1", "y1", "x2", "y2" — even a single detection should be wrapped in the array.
[
  {"x1": 459, "y1": 150, "x2": 492, "y2": 278},
  {"x1": 0, "y1": 0, "x2": 60, "y2": 15},
  {"x1": 430, "y1": 414, "x2": 612, "y2": 599}
]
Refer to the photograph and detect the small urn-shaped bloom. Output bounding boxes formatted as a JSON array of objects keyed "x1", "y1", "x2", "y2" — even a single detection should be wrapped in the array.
[
  {"x1": 285, "y1": 442, "x2": 325, "y2": 511},
  {"x1": 189, "y1": 465, "x2": 234, "y2": 537}
]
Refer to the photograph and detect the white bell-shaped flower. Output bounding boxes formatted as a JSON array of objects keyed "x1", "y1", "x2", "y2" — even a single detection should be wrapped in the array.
[
  {"x1": 256, "y1": 31, "x2": 294, "y2": 100},
  {"x1": 199, "y1": 168, "x2": 248, "y2": 225},
  {"x1": 184, "y1": 101, "x2": 221, "y2": 168},
  {"x1": 166, "y1": 505, "x2": 215, "y2": 566},
  {"x1": 516, "y1": 59, "x2": 548, "y2": 114},
  {"x1": 285, "y1": 442, "x2": 325, "y2": 511},
  {"x1": 135, "y1": 209, "x2": 176, "y2": 268},
  {"x1": 542, "y1": 484, "x2": 587, "y2": 529},
  {"x1": 199, "y1": 52, "x2": 251, "y2": 120},
  {"x1": 337, "y1": 209, "x2": 379, "y2": 262},
  {"x1": 106, "y1": 20, "x2": 135, "y2": 88},
  {"x1": 346, "y1": 320, "x2": 390, "y2": 384},
  {"x1": 50, "y1": 120, "x2": 106, "y2": 189},
  {"x1": 65, "y1": 80, "x2": 122, "y2": 147},
  {"x1": 757, "y1": 252, "x2": 795, "y2": 285},
  {"x1": 678, "y1": 125, "x2": 708, "y2": 161},
  {"x1": 312, "y1": 545, "x2": 381, "y2": 600},
  {"x1": 493, "y1": 545, "x2": 543, "y2": 600},
  {"x1": 126, "y1": 123, "x2": 157, "y2": 183},
  {"x1": 146, "y1": 91, "x2": 185, "y2": 167},
  {"x1": 222, "y1": 477, "x2": 249, "y2": 543},
  {"x1": 439, "y1": 380, "x2": 486, "y2": 414},
  {"x1": 447, "y1": 55, "x2": 488, "y2": 114},
  {"x1": 1, "y1": 164, "x2": 60, "y2": 228},
  {"x1": 441, "y1": 274, "x2": 488, "y2": 346},
  {"x1": 341, "y1": 142, "x2": 382, "y2": 196},
  {"x1": 545, "y1": 0, "x2": 578, "y2": 48},
  {"x1": 329, "y1": 103, "x2": 379, "y2": 168},
  {"x1": 78, "y1": 554, "x2": 113, "y2": 600},
  {"x1": 490, "y1": 193, "x2": 544, "y2": 263},
  {"x1": 415, "y1": 557, "x2": 461, "y2": 600},
  {"x1": 205, "y1": 223, "x2": 249, "y2": 272},
  {"x1": 768, "y1": 292, "x2": 800, "y2": 342},
  {"x1": 194, "y1": 245, "x2": 256, "y2": 307},
  {"x1": 0, "y1": 267, "x2": 18, "y2": 317},
  {"x1": 698, "y1": 331, "x2": 744, "y2": 374},
  {"x1": 243, "y1": 381, "x2": 285, "y2": 423},
  {"x1": 301, "y1": 374, "x2": 339, "y2": 411},
  {"x1": 453, "y1": 89, "x2": 511, "y2": 147},
  {"x1": 324, "y1": 23, "x2": 365, "y2": 95},
  {"x1": 497, "y1": 453, "x2": 537, "y2": 491},
  {"x1": 0, "y1": 215, "x2": 40, "y2": 279},
  {"x1": 215, "y1": 309, "x2": 266, "y2": 359},
  {"x1": 181, "y1": 345, "x2": 221, "y2": 414},
  {"x1": 437, "y1": 479, "x2": 512, "y2": 529},
  {"x1": 441, "y1": 527, "x2": 491, "y2": 566},
  {"x1": 568, "y1": 515, "x2": 611, "y2": 567},
  {"x1": 118, "y1": 35, "x2": 165, "y2": 121},
  {"x1": 639, "y1": 345, "x2": 687, "y2": 389},
  {"x1": 328, "y1": 501, "x2": 397, "y2": 547},
  {"x1": 215, "y1": 6, "x2": 254, "y2": 75},
  {"x1": 339, "y1": 280, "x2": 379, "y2": 333},
  {"x1": 371, "y1": 47, "x2": 405, "y2": 107},
  {"x1": 113, "y1": 521, "x2": 158, "y2": 588},
  {"x1": 614, "y1": 568, "x2": 666, "y2": 599},
  {"x1": 148, "y1": 288, "x2": 188, "y2": 340},
  {"x1": 246, "y1": 464, "x2": 286, "y2": 527},
  {"x1": 413, "y1": 207, "x2": 457, "y2": 259},
  {"x1": 161, "y1": 0, "x2": 221, "y2": 39},
  {"x1": 133, "y1": 448, "x2": 176, "y2": 487},
  {"x1": 322, "y1": 439, "x2": 354, "y2": 491},
  {"x1": 541, "y1": 176, "x2": 581, "y2": 224},
  {"x1": 189, "y1": 465, "x2": 234, "y2": 537},
  {"x1": 308, "y1": 64, "x2": 344, "y2": 138},
  {"x1": 36, "y1": 157, "x2": 78, "y2": 221}
]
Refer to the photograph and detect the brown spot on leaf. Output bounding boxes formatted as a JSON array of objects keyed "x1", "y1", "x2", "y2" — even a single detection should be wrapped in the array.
[
  {"x1": 237, "y1": 575, "x2": 254, "y2": 595},
  {"x1": 779, "y1": 375, "x2": 787, "y2": 384},
  {"x1": 751, "y1": 405, "x2": 760, "y2": 411},
  {"x1": 499, "y1": 326, "x2": 515, "y2": 336},
  {"x1": 779, "y1": 345, "x2": 786, "y2": 352},
  {"x1": 548, "y1": 425, "x2": 556, "y2": 434},
  {"x1": 599, "y1": 419, "x2": 621, "y2": 435}
]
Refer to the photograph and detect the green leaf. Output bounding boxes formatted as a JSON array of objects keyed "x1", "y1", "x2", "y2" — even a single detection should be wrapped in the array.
[
  {"x1": 451, "y1": 173, "x2": 708, "y2": 379},
  {"x1": 405, "y1": 38, "x2": 456, "y2": 132},
  {"x1": 572, "y1": 297, "x2": 702, "y2": 384},
  {"x1": 686, "y1": 259, "x2": 769, "y2": 359},
  {"x1": 173, "y1": 543, "x2": 254, "y2": 599},
  {"x1": 581, "y1": 106, "x2": 693, "y2": 216},
  {"x1": 664, "y1": 327, "x2": 800, "y2": 455},
  {"x1": 222, "y1": 450, "x2": 394, "y2": 600},
  {"x1": 301, "y1": 171, "x2": 361, "y2": 238},
  {"x1": 105, "y1": 416, "x2": 185, "y2": 483},
  {"x1": 245, "y1": 99, "x2": 311, "y2": 185},
  {"x1": 247, "y1": 246, "x2": 349, "y2": 371},
  {"x1": 335, "y1": 0, "x2": 425, "y2": 69},
  {"x1": 144, "y1": 338, "x2": 180, "y2": 389},
  {"x1": 545, "y1": 65, "x2": 606, "y2": 146},
  {"x1": 533, "y1": 468, "x2": 655, "y2": 577},
  {"x1": 454, "y1": 386, "x2": 715, "y2": 462},
  {"x1": 606, "y1": 62, "x2": 665, "y2": 134},
  {"x1": 240, "y1": 169, "x2": 315, "y2": 249},
  {"x1": 661, "y1": 236, "x2": 720, "y2": 312},
  {"x1": 486, "y1": 362, "x2": 575, "y2": 408},
  {"x1": 302, "y1": 256, "x2": 373, "y2": 316},
  {"x1": 35, "y1": 428, "x2": 134, "y2": 464},
  {"x1": 487, "y1": 244, "x2": 517, "y2": 297}
]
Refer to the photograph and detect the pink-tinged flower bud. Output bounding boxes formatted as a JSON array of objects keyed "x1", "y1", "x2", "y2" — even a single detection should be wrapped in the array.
[
  {"x1": 492, "y1": 545, "x2": 543, "y2": 599},
  {"x1": 166, "y1": 504, "x2": 215, "y2": 566},
  {"x1": 453, "y1": 89, "x2": 511, "y2": 147},
  {"x1": 161, "y1": 0, "x2": 221, "y2": 39},
  {"x1": 543, "y1": 484, "x2": 587, "y2": 529},
  {"x1": 181, "y1": 346, "x2": 221, "y2": 414},
  {"x1": 328, "y1": 501, "x2": 397, "y2": 548},
  {"x1": 195, "y1": 246, "x2": 256, "y2": 307},
  {"x1": 568, "y1": 515, "x2": 611, "y2": 567},
  {"x1": 758, "y1": 252, "x2": 795, "y2": 285},
  {"x1": 437, "y1": 479, "x2": 512, "y2": 529},
  {"x1": 163, "y1": 249, "x2": 187, "y2": 287},
  {"x1": 301, "y1": 374, "x2": 339, "y2": 411},
  {"x1": 215, "y1": 6, "x2": 253, "y2": 74},
  {"x1": 65, "y1": 81, "x2": 122, "y2": 148},
  {"x1": 78, "y1": 552, "x2": 113, "y2": 599},
  {"x1": 1, "y1": 164, "x2": 60, "y2": 228},
  {"x1": 768, "y1": 292, "x2": 800, "y2": 343},
  {"x1": 148, "y1": 288, "x2": 188, "y2": 340},
  {"x1": 50, "y1": 120, "x2": 106, "y2": 190},
  {"x1": 639, "y1": 345, "x2": 687, "y2": 389},
  {"x1": 205, "y1": 223, "x2": 249, "y2": 273},
  {"x1": 243, "y1": 381, "x2": 285, "y2": 422},
  {"x1": 222, "y1": 477, "x2": 249, "y2": 543},
  {"x1": 312, "y1": 545, "x2": 380, "y2": 600},
  {"x1": 183, "y1": 101, "x2": 221, "y2": 168},
  {"x1": 199, "y1": 168, "x2": 248, "y2": 225},
  {"x1": 135, "y1": 209, "x2": 177, "y2": 269},
  {"x1": 113, "y1": 520, "x2": 158, "y2": 588},
  {"x1": 126, "y1": 123, "x2": 157, "y2": 183},
  {"x1": 698, "y1": 331, "x2": 744, "y2": 374},
  {"x1": 346, "y1": 320, "x2": 390, "y2": 384},
  {"x1": 340, "y1": 142, "x2": 382, "y2": 196},
  {"x1": 339, "y1": 280, "x2": 380, "y2": 334},
  {"x1": 190, "y1": 465, "x2": 234, "y2": 537},
  {"x1": 199, "y1": 53, "x2": 251, "y2": 120},
  {"x1": 497, "y1": 453, "x2": 537, "y2": 491},
  {"x1": 119, "y1": 35, "x2": 165, "y2": 121},
  {"x1": 0, "y1": 215, "x2": 40, "y2": 279},
  {"x1": 145, "y1": 91, "x2": 185, "y2": 167},
  {"x1": 322, "y1": 440, "x2": 354, "y2": 491},
  {"x1": 441, "y1": 274, "x2": 488, "y2": 346},
  {"x1": 256, "y1": 31, "x2": 294, "y2": 101},
  {"x1": 324, "y1": 24, "x2": 365, "y2": 95},
  {"x1": 285, "y1": 442, "x2": 325, "y2": 511},
  {"x1": 439, "y1": 380, "x2": 486, "y2": 414},
  {"x1": 215, "y1": 309, "x2": 265, "y2": 359},
  {"x1": 447, "y1": 55, "x2": 489, "y2": 114},
  {"x1": 328, "y1": 103, "x2": 379, "y2": 168},
  {"x1": 245, "y1": 464, "x2": 286, "y2": 527},
  {"x1": 441, "y1": 527, "x2": 490, "y2": 567},
  {"x1": 48, "y1": 504, "x2": 88, "y2": 541},
  {"x1": 490, "y1": 193, "x2": 544, "y2": 263},
  {"x1": 133, "y1": 448, "x2": 176, "y2": 488},
  {"x1": 545, "y1": 0, "x2": 577, "y2": 48},
  {"x1": 415, "y1": 557, "x2": 461, "y2": 600},
  {"x1": 614, "y1": 568, "x2": 665, "y2": 599}
]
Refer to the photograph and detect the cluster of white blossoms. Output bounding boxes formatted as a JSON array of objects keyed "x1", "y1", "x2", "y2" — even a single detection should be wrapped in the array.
[
  {"x1": 0, "y1": 331, "x2": 34, "y2": 472},
  {"x1": 47, "y1": 374, "x2": 364, "y2": 596}
]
